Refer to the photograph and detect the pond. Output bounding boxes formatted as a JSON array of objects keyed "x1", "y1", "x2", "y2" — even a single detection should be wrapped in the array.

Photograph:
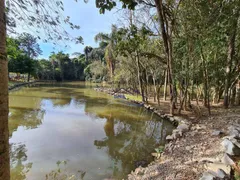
[{"x1": 9, "y1": 82, "x2": 174, "y2": 180}]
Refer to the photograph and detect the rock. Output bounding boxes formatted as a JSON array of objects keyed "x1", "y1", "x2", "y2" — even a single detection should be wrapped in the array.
[
  {"x1": 169, "y1": 117, "x2": 175, "y2": 122},
  {"x1": 149, "y1": 106, "x2": 154, "y2": 111},
  {"x1": 172, "y1": 132, "x2": 181, "y2": 139},
  {"x1": 166, "y1": 135, "x2": 173, "y2": 140},
  {"x1": 185, "y1": 146, "x2": 191, "y2": 151},
  {"x1": 199, "y1": 172, "x2": 215, "y2": 180},
  {"x1": 184, "y1": 160, "x2": 194, "y2": 165},
  {"x1": 228, "y1": 125, "x2": 240, "y2": 138},
  {"x1": 165, "y1": 114, "x2": 173, "y2": 117},
  {"x1": 205, "y1": 162, "x2": 231, "y2": 175},
  {"x1": 221, "y1": 138, "x2": 240, "y2": 155},
  {"x1": 193, "y1": 124, "x2": 207, "y2": 131},
  {"x1": 208, "y1": 169, "x2": 226, "y2": 178},
  {"x1": 113, "y1": 94, "x2": 126, "y2": 99},
  {"x1": 151, "y1": 153, "x2": 160, "y2": 159},
  {"x1": 211, "y1": 130, "x2": 223, "y2": 136},
  {"x1": 173, "y1": 116, "x2": 185, "y2": 122},
  {"x1": 227, "y1": 137, "x2": 240, "y2": 148},
  {"x1": 199, "y1": 158, "x2": 218, "y2": 163},
  {"x1": 177, "y1": 124, "x2": 189, "y2": 132},
  {"x1": 221, "y1": 153, "x2": 235, "y2": 166}
]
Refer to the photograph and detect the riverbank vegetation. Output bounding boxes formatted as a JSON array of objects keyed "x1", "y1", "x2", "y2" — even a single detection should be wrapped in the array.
[
  {"x1": 92, "y1": 1, "x2": 240, "y2": 116},
  {"x1": 5, "y1": 1, "x2": 240, "y2": 116}
]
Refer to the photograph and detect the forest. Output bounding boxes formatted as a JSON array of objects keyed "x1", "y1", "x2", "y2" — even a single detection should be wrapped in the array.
[
  {"x1": 8, "y1": 1, "x2": 240, "y2": 115},
  {"x1": 1, "y1": 0, "x2": 240, "y2": 180}
]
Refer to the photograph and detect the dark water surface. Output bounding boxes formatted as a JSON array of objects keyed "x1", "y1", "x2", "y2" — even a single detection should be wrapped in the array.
[{"x1": 9, "y1": 82, "x2": 174, "y2": 180}]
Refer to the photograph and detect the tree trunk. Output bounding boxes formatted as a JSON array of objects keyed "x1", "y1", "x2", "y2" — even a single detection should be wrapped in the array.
[
  {"x1": 0, "y1": 0, "x2": 10, "y2": 179},
  {"x1": 144, "y1": 69, "x2": 149, "y2": 102},
  {"x1": 152, "y1": 72, "x2": 157, "y2": 102},
  {"x1": 136, "y1": 53, "x2": 144, "y2": 102},
  {"x1": 155, "y1": 0, "x2": 175, "y2": 114},
  {"x1": 27, "y1": 72, "x2": 30, "y2": 82},
  {"x1": 230, "y1": 86, "x2": 236, "y2": 105},
  {"x1": 223, "y1": 9, "x2": 239, "y2": 108},
  {"x1": 200, "y1": 47, "x2": 211, "y2": 115},
  {"x1": 157, "y1": 86, "x2": 161, "y2": 105},
  {"x1": 236, "y1": 81, "x2": 240, "y2": 105},
  {"x1": 163, "y1": 70, "x2": 167, "y2": 101}
]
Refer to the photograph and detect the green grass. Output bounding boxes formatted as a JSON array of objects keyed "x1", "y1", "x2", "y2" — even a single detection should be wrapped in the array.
[{"x1": 125, "y1": 94, "x2": 143, "y2": 102}]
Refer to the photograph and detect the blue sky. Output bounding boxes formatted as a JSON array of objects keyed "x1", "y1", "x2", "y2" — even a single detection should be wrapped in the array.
[{"x1": 38, "y1": 0, "x2": 118, "y2": 59}]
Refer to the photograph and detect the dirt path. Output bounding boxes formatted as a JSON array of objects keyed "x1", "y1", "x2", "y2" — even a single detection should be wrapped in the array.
[{"x1": 128, "y1": 105, "x2": 240, "y2": 180}]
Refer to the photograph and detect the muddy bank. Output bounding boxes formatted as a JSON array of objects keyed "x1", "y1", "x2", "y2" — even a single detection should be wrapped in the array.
[{"x1": 95, "y1": 87, "x2": 240, "y2": 180}]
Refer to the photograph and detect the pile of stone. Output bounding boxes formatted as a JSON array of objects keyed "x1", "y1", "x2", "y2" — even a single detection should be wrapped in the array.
[
  {"x1": 166, "y1": 123, "x2": 190, "y2": 141},
  {"x1": 200, "y1": 124, "x2": 240, "y2": 180}
]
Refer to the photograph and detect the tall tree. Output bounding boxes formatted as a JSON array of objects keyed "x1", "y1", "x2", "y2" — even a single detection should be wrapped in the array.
[
  {"x1": 95, "y1": 25, "x2": 118, "y2": 79},
  {"x1": 223, "y1": 5, "x2": 240, "y2": 108},
  {"x1": 17, "y1": 33, "x2": 42, "y2": 81},
  {"x1": 18, "y1": 33, "x2": 42, "y2": 58},
  {"x1": 1, "y1": 0, "x2": 82, "y2": 179},
  {"x1": 83, "y1": 46, "x2": 93, "y2": 62},
  {"x1": 0, "y1": 0, "x2": 10, "y2": 179}
]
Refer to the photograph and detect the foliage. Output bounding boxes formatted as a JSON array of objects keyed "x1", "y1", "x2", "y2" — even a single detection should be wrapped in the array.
[
  {"x1": 18, "y1": 33, "x2": 42, "y2": 58},
  {"x1": 6, "y1": 0, "x2": 83, "y2": 44},
  {"x1": 155, "y1": 145, "x2": 164, "y2": 154},
  {"x1": 84, "y1": 61, "x2": 108, "y2": 82}
]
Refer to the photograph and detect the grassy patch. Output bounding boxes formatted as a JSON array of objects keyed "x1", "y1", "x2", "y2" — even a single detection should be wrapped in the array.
[{"x1": 125, "y1": 94, "x2": 142, "y2": 102}]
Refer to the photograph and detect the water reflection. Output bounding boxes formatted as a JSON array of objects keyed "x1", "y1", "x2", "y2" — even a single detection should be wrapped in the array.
[
  {"x1": 10, "y1": 143, "x2": 32, "y2": 180},
  {"x1": 9, "y1": 82, "x2": 174, "y2": 180},
  {"x1": 45, "y1": 160, "x2": 86, "y2": 180},
  {"x1": 94, "y1": 115, "x2": 170, "y2": 178}
]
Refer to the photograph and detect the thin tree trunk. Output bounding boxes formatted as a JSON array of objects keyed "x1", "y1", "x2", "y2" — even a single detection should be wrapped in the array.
[
  {"x1": 0, "y1": 0, "x2": 10, "y2": 179},
  {"x1": 230, "y1": 86, "x2": 236, "y2": 105},
  {"x1": 136, "y1": 53, "x2": 144, "y2": 102},
  {"x1": 145, "y1": 69, "x2": 149, "y2": 102},
  {"x1": 157, "y1": 86, "x2": 161, "y2": 105},
  {"x1": 151, "y1": 71, "x2": 157, "y2": 102},
  {"x1": 236, "y1": 81, "x2": 240, "y2": 105},
  {"x1": 27, "y1": 72, "x2": 30, "y2": 82},
  {"x1": 200, "y1": 47, "x2": 211, "y2": 115},
  {"x1": 163, "y1": 70, "x2": 167, "y2": 101},
  {"x1": 224, "y1": 9, "x2": 239, "y2": 108}
]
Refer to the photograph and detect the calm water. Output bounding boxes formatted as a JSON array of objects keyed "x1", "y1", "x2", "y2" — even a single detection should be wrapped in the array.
[{"x1": 9, "y1": 82, "x2": 174, "y2": 180}]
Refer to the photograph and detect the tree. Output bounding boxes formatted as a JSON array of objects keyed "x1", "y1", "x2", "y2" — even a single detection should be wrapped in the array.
[
  {"x1": 1, "y1": 0, "x2": 82, "y2": 179},
  {"x1": 223, "y1": 5, "x2": 240, "y2": 108},
  {"x1": 0, "y1": 0, "x2": 10, "y2": 179},
  {"x1": 95, "y1": 25, "x2": 119, "y2": 79},
  {"x1": 17, "y1": 33, "x2": 42, "y2": 81},
  {"x1": 18, "y1": 33, "x2": 42, "y2": 58},
  {"x1": 83, "y1": 46, "x2": 93, "y2": 62}
]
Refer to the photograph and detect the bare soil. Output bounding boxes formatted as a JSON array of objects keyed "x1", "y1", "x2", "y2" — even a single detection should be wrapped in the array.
[{"x1": 128, "y1": 100, "x2": 240, "y2": 180}]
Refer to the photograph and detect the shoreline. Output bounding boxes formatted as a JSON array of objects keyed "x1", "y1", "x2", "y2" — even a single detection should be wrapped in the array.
[
  {"x1": 8, "y1": 80, "x2": 57, "y2": 91},
  {"x1": 94, "y1": 86, "x2": 240, "y2": 180},
  {"x1": 8, "y1": 81, "x2": 38, "y2": 91}
]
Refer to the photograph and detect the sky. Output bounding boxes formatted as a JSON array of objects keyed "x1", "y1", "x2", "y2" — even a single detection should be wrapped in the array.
[{"x1": 19, "y1": 0, "x2": 119, "y2": 59}]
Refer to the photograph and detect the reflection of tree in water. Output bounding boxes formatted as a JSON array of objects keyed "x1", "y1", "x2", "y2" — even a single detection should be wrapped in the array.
[
  {"x1": 94, "y1": 111, "x2": 173, "y2": 179},
  {"x1": 10, "y1": 143, "x2": 32, "y2": 180},
  {"x1": 45, "y1": 160, "x2": 86, "y2": 180},
  {"x1": 9, "y1": 108, "x2": 45, "y2": 138}
]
